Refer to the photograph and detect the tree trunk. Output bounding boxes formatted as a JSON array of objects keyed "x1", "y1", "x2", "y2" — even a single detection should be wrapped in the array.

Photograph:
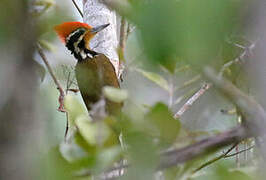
[
  {"x1": 0, "y1": 1, "x2": 38, "y2": 179},
  {"x1": 83, "y1": 0, "x2": 119, "y2": 74}
]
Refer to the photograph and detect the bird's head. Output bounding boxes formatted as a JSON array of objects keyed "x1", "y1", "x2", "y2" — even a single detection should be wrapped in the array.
[{"x1": 54, "y1": 22, "x2": 109, "y2": 61}]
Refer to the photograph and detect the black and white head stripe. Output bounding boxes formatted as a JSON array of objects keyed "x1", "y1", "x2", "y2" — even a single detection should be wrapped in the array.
[
  {"x1": 66, "y1": 28, "x2": 86, "y2": 53},
  {"x1": 65, "y1": 28, "x2": 97, "y2": 61}
]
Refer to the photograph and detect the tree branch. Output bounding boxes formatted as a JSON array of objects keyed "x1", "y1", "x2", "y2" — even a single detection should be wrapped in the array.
[
  {"x1": 174, "y1": 83, "x2": 211, "y2": 119},
  {"x1": 159, "y1": 126, "x2": 247, "y2": 169},
  {"x1": 203, "y1": 66, "x2": 266, "y2": 161},
  {"x1": 203, "y1": 67, "x2": 266, "y2": 138},
  {"x1": 37, "y1": 44, "x2": 66, "y2": 112},
  {"x1": 192, "y1": 143, "x2": 239, "y2": 174}
]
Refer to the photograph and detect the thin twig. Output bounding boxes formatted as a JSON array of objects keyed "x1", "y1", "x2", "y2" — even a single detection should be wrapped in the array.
[
  {"x1": 72, "y1": 0, "x2": 83, "y2": 18},
  {"x1": 126, "y1": 22, "x2": 131, "y2": 40},
  {"x1": 224, "y1": 145, "x2": 255, "y2": 158},
  {"x1": 37, "y1": 44, "x2": 66, "y2": 112},
  {"x1": 219, "y1": 42, "x2": 256, "y2": 77},
  {"x1": 174, "y1": 41, "x2": 256, "y2": 119},
  {"x1": 192, "y1": 143, "x2": 239, "y2": 174},
  {"x1": 174, "y1": 83, "x2": 212, "y2": 119}
]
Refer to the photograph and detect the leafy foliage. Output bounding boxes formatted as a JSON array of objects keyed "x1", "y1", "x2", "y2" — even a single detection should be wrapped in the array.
[{"x1": 28, "y1": 0, "x2": 257, "y2": 179}]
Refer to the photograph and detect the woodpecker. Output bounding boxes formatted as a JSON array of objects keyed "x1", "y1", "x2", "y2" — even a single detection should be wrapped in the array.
[{"x1": 54, "y1": 22, "x2": 122, "y2": 115}]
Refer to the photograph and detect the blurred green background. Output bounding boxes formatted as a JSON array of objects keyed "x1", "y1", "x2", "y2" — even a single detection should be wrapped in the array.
[{"x1": 0, "y1": 0, "x2": 259, "y2": 179}]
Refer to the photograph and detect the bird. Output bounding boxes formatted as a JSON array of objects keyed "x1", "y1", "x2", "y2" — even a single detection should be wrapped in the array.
[{"x1": 54, "y1": 22, "x2": 122, "y2": 116}]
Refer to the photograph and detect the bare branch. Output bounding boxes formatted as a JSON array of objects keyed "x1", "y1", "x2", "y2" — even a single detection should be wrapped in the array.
[
  {"x1": 174, "y1": 83, "x2": 211, "y2": 119},
  {"x1": 37, "y1": 44, "x2": 66, "y2": 112},
  {"x1": 72, "y1": 0, "x2": 83, "y2": 18},
  {"x1": 174, "y1": 41, "x2": 256, "y2": 119},
  {"x1": 174, "y1": 87, "x2": 198, "y2": 105}
]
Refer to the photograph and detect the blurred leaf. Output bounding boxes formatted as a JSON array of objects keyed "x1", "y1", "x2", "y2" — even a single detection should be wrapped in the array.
[
  {"x1": 94, "y1": 146, "x2": 122, "y2": 173},
  {"x1": 64, "y1": 95, "x2": 88, "y2": 127},
  {"x1": 75, "y1": 116, "x2": 118, "y2": 148},
  {"x1": 135, "y1": 68, "x2": 169, "y2": 92},
  {"x1": 38, "y1": 39, "x2": 55, "y2": 52},
  {"x1": 226, "y1": 170, "x2": 253, "y2": 180},
  {"x1": 122, "y1": 131, "x2": 159, "y2": 180},
  {"x1": 37, "y1": 6, "x2": 74, "y2": 41},
  {"x1": 164, "y1": 167, "x2": 181, "y2": 180},
  {"x1": 75, "y1": 116, "x2": 110, "y2": 146},
  {"x1": 129, "y1": 0, "x2": 240, "y2": 70},
  {"x1": 145, "y1": 103, "x2": 181, "y2": 144},
  {"x1": 103, "y1": 86, "x2": 128, "y2": 103},
  {"x1": 75, "y1": 131, "x2": 96, "y2": 154},
  {"x1": 32, "y1": 0, "x2": 55, "y2": 17},
  {"x1": 40, "y1": 146, "x2": 74, "y2": 180},
  {"x1": 34, "y1": 0, "x2": 55, "y2": 7},
  {"x1": 130, "y1": 0, "x2": 180, "y2": 72},
  {"x1": 60, "y1": 135, "x2": 88, "y2": 162}
]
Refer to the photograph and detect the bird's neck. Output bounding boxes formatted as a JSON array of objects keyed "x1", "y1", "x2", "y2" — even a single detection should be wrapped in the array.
[{"x1": 65, "y1": 28, "x2": 98, "y2": 62}]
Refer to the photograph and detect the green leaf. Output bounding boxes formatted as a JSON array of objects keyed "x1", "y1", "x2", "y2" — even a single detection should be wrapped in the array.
[
  {"x1": 64, "y1": 95, "x2": 88, "y2": 127},
  {"x1": 135, "y1": 68, "x2": 169, "y2": 92},
  {"x1": 75, "y1": 116, "x2": 119, "y2": 149},
  {"x1": 75, "y1": 116, "x2": 111, "y2": 146},
  {"x1": 145, "y1": 103, "x2": 181, "y2": 144},
  {"x1": 103, "y1": 86, "x2": 128, "y2": 103}
]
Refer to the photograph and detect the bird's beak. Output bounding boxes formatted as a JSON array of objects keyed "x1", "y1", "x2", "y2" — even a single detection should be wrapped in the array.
[{"x1": 91, "y1": 23, "x2": 110, "y2": 33}]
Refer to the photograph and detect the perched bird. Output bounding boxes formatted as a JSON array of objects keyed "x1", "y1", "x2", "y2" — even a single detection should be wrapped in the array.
[{"x1": 54, "y1": 22, "x2": 122, "y2": 115}]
